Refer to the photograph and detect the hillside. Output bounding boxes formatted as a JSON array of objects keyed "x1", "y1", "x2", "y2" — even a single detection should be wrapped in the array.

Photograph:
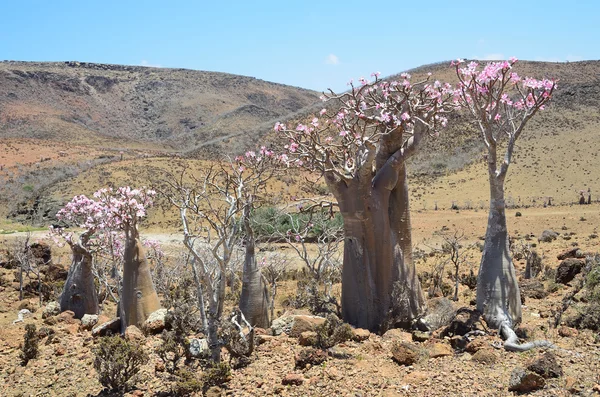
[{"x1": 0, "y1": 61, "x2": 320, "y2": 151}]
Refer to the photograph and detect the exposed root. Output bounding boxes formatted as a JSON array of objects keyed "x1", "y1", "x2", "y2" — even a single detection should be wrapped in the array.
[{"x1": 499, "y1": 321, "x2": 554, "y2": 352}]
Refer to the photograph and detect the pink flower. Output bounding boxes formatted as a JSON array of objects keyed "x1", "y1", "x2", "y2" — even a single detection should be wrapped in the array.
[
  {"x1": 401, "y1": 112, "x2": 410, "y2": 121},
  {"x1": 319, "y1": 108, "x2": 327, "y2": 115}
]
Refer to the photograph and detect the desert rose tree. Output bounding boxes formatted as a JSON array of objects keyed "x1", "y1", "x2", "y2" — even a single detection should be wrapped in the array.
[
  {"x1": 276, "y1": 73, "x2": 456, "y2": 332},
  {"x1": 453, "y1": 58, "x2": 556, "y2": 350},
  {"x1": 51, "y1": 196, "x2": 102, "y2": 319},
  {"x1": 93, "y1": 187, "x2": 161, "y2": 332}
]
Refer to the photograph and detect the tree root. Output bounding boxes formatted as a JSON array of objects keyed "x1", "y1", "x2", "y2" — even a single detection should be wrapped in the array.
[{"x1": 499, "y1": 321, "x2": 554, "y2": 352}]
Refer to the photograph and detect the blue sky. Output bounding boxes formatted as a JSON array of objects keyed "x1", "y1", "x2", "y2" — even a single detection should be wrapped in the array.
[{"x1": 1, "y1": 0, "x2": 598, "y2": 91}]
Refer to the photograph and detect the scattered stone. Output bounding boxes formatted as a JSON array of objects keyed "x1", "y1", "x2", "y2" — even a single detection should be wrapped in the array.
[
  {"x1": 443, "y1": 308, "x2": 482, "y2": 337},
  {"x1": 352, "y1": 328, "x2": 371, "y2": 342},
  {"x1": 18, "y1": 300, "x2": 37, "y2": 313},
  {"x1": 295, "y1": 348, "x2": 327, "y2": 369},
  {"x1": 143, "y1": 308, "x2": 167, "y2": 334},
  {"x1": 564, "y1": 376, "x2": 579, "y2": 393},
  {"x1": 520, "y1": 279, "x2": 549, "y2": 300},
  {"x1": 557, "y1": 247, "x2": 585, "y2": 260},
  {"x1": 188, "y1": 338, "x2": 209, "y2": 358},
  {"x1": 382, "y1": 328, "x2": 413, "y2": 342},
  {"x1": 515, "y1": 325, "x2": 535, "y2": 340},
  {"x1": 289, "y1": 315, "x2": 326, "y2": 337},
  {"x1": 391, "y1": 342, "x2": 420, "y2": 366},
  {"x1": 555, "y1": 258, "x2": 585, "y2": 284},
  {"x1": 427, "y1": 342, "x2": 452, "y2": 358},
  {"x1": 450, "y1": 335, "x2": 467, "y2": 350},
  {"x1": 92, "y1": 317, "x2": 121, "y2": 337},
  {"x1": 205, "y1": 386, "x2": 224, "y2": 397},
  {"x1": 466, "y1": 338, "x2": 488, "y2": 353},
  {"x1": 508, "y1": 368, "x2": 545, "y2": 393},
  {"x1": 298, "y1": 331, "x2": 318, "y2": 346},
  {"x1": 124, "y1": 325, "x2": 145, "y2": 342},
  {"x1": 327, "y1": 346, "x2": 352, "y2": 359},
  {"x1": 57, "y1": 310, "x2": 80, "y2": 325},
  {"x1": 412, "y1": 331, "x2": 430, "y2": 342},
  {"x1": 527, "y1": 352, "x2": 563, "y2": 379},
  {"x1": 558, "y1": 326, "x2": 578, "y2": 338},
  {"x1": 538, "y1": 230, "x2": 558, "y2": 243},
  {"x1": 54, "y1": 345, "x2": 66, "y2": 356},
  {"x1": 256, "y1": 334, "x2": 276, "y2": 345},
  {"x1": 80, "y1": 314, "x2": 98, "y2": 331},
  {"x1": 471, "y1": 349, "x2": 498, "y2": 365},
  {"x1": 282, "y1": 373, "x2": 304, "y2": 386},
  {"x1": 421, "y1": 297, "x2": 456, "y2": 331}
]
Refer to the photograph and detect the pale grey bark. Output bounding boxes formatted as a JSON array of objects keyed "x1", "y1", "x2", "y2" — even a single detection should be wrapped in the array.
[
  {"x1": 239, "y1": 207, "x2": 270, "y2": 328},
  {"x1": 120, "y1": 231, "x2": 161, "y2": 332},
  {"x1": 60, "y1": 231, "x2": 99, "y2": 319}
]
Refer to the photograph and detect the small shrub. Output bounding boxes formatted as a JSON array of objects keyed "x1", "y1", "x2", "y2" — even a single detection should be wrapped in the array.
[
  {"x1": 20, "y1": 324, "x2": 39, "y2": 366},
  {"x1": 546, "y1": 281, "x2": 561, "y2": 294},
  {"x1": 460, "y1": 270, "x2": 477, "y2": 290},
  {"x1": 172, "y1": 367, "x2": 203, "y2": 395},
  {"x1": 202, "y1": 362, "x2": 231, "y2": 390},
  {"x1": 156, "y1": 330, "x2": 186, "y2": 374},
  {"x1": 295, "y1": 347, "x2": 328, "y2": 369},
  {"x1": 315, "y1": 314, "x2": 353, "y2": 349},
  {"x1": 93, "y1": 336, "x2": 148, "y2": 392}
]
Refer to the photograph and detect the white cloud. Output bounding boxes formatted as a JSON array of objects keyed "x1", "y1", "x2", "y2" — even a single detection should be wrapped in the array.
[
  {"x1": 140, "y1": 60, "x2": 162, "y2": 68},
  {"x1": 481, "y1": 53, "x2": 505, "y2": 61},
  {"x1": 325, "y1": 54, "x2": 340, "y2": 65}
]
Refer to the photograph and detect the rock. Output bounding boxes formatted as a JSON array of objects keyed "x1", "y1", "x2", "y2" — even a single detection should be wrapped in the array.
[
  {"x1": 427, "y1": 342, "x2": 452, "y2": 358},
  {"x1": 289, "y1": 315, "x2": 326, "y2": 337},
  {"x1": 18, "y1": 300, "x2": 37, "y2": 313},
  {"x1": 443, "y1": 308, "x2": 482, "y2": 337},
  {"x1": 421, "y1": 297, "x2": 456, "y2": 331},
  {"x1": 270, "y1": 315, "x2": 295, "y2": 336},
  {"x1": 557, "y1": 247, "x2": 585, "y2": 260},
  {"x1": 558, "y1": 326, "x2": 578, "y2": 337},
  {"x1": 538, "y1": 230, "x2": 558, "y2": 243},
  {"x1": 382, "y1": 328, "x2": 413, "y2": 342},
  {"x1": 92, "y1": 317, "x2": 121, "y2": 337},
  {"x1": 555, "y1": 258, "x2": 585, "y2": 284},
  {"x1": 54, "y1": 345, "x2": 66, "y2": 356},
  {"x1": 12, "y1": 308, "x2": 32, "y2": 324},
  {"x1": 282, "y1": 373, "x2": 304, "y2": 386},
  {"x1": 508, "y1": 368, "x2": 545, "y2": 393},
  {"x1": 143, "y1": 308, "x2": 167, "y2": 334},
  {"x1": 295, "y1": 348, "x2": 327, "y2": 369},
  {"x1": 471, "y1": 349, "x2": 498, "y2": 364},
  {"x1": 412, "y1": 331, "x2": 430, "y2": 342},
  {"x1": 256, "y1": 334, "x2": 276, "y2": 345},
  {"x1": 564, "y1": 376, "x2": 578, "y2": 393},
  {"x1": 80, "y1": 314, "x2": 99, "y2": 331},
  {"x1": 466, "y1": 338, "x2": 488, "y2": 353},
  {"x1": 327, "y1": 346, "x2": 352, "y2": 359},
  {"x1": 42, "y1": 302, "x2": 60, "y2": 319},
  {"x1": 527, "y1": 352, "x2": 563, "y2": 379},
  {"x1": 188, "y1": 338, "x2": 209, "y2": 358},
  {"x1": 298, "y1": 331, "x2": 318, "y2": 346},
  {"x1": 57, "y1": 310, "x2": 80, "y2": 325},
  {"x1": 352, "y1": 328, "x2": 371, "y2": 342},
  {"x1": 205, "y1": 386, "x2": 224, "y2": 397},
  {"x1": 520, "y1": 279, "x2": 549, "y2": 300},
  {"x1": 515, "y1": 325, "x2": 536, "y2": 340},
  {"x1": 124, "y1": 325, "x2": 145, "y2": 342},
  {"x1": 450, "y1": 335, "x2": 467, "y2": 350},
  {"x1": 391, "y1": 342, "x2": 420, "y2": 366}
]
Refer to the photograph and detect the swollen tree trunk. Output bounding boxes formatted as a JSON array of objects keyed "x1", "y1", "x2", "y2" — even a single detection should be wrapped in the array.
[
  {"x1": 477, "y1": 174, "x2": 552, "y2": 351},
  {"x1": 120, "y1": 238, "x2": 161, "y2": 332},
  {"x1": 239, "y1": 228, "x2": 270, "y2": 328},
  {"x1": 476, "y1": 176, "x2": 521, "y2": 326},
  {"x1": 335, "y1": 160, "x2": 424, "y2": 333},
  {"x1": 60, "y1": 244, "x2": 99, "y2": 319}
]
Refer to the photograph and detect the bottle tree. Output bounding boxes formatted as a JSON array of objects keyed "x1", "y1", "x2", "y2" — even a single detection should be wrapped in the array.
[
  {"x1": 276, "y1": 73, "x2": 456, "y2": 332},
  {"x1": 453, "y1": 58, "x2": 556, "y2": 350}
]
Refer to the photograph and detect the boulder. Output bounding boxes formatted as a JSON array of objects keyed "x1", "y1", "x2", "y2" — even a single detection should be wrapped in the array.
[
  {"x1": 124, "y1": 325, "x2": 145, "y2": 342},
  {"x1": 298, "y1": 331, "x2": 318, "y2": 346},
  {"x1": 538, "y1": 230, "x2": 558, "y2": 243},
  {"x1": 471, "y1": 349, "x2": 498, "y2": 364},
  {"x1": 382, "y1": 328, "x2": 413, "y2": 342},
  {"x1": 557, "y1": 247, "x2": 585, "y2": 260},
  {"x1": 80, "y1": 314, "x2": 99, "y2": 331},
  {"x1": 427, "y1": 342, "x2": 452, "y2": 358},
  {"x1": 558, "y1": 326, "x2": 578, "y2": 338},
  {"x1": 143, "y1": 308, "x2": 167, "y2": 334},
  {"x1": 289, "y1": 315, "x2": 326, "y2": 337},
  {"x1": 391, "y1": 342, "x2": 420, "y2": 366},
  {"x1": 42, "y1": 301, "x2": 61, "y2": 319},
  {"x1": 412, "y1": 331, "x2": 431, "y2": 342},
  {"x1": 57, "y1": 310, "x2": 80, "y2": 325},
  {"x1": 188, "y1": 338, "x2": 209, "y2": 358},
  {"x1": 295, "y1": 348, "x2": 327, "y2": 369},
  {"x1": 527, "y1": 352, "x2": 563, "y2": 379},
  {"x1": 421, "y1": 297, "x2": 456, "y2": 331},
  {"x1": 555, "y1": 258, "x2": 585, "y2": 284},
  {"x1": 352, "y1": 328, "x2": 371, "y2": 342},
  {"x1": 443, "y1": 308, "x2": 482, "y2": 337},
  {"x1": 92, "y1": 317, "x2": 121, "y2": 337},
  {"x1": 282, "y1": 373, "x2": 304, "y2": 386},
  {"x1": 508, "y1": 368, "x2": 545, "y2": 393}
]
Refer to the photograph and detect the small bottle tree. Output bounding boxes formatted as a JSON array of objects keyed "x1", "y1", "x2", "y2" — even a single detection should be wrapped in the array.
[{"x1": 453, "y1": 58, "x2": 555, "y2": 350}]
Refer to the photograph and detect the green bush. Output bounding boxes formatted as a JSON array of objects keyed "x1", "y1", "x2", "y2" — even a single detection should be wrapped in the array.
[
  {"x1": 315, "y1": 314, "x2": 354, "y2": 349},
  {"x1": 172, "y1": 367, "x2": 203, "y2": 395},
  {"x1": 20, "y1": 324, "x2": 39, "y2": 366},
  {"x1": 250, "y1": 207, "x2": 343, "y2": 241},
  {"x1": 93, "y1": 336, "x2": 148, "y2": 392},
  {"x1": 202, "y1": 362, "x2": 231, "y2": 390},
  {"x1": 156, "y1": 330, "x2": 186, "y2": 374}
]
